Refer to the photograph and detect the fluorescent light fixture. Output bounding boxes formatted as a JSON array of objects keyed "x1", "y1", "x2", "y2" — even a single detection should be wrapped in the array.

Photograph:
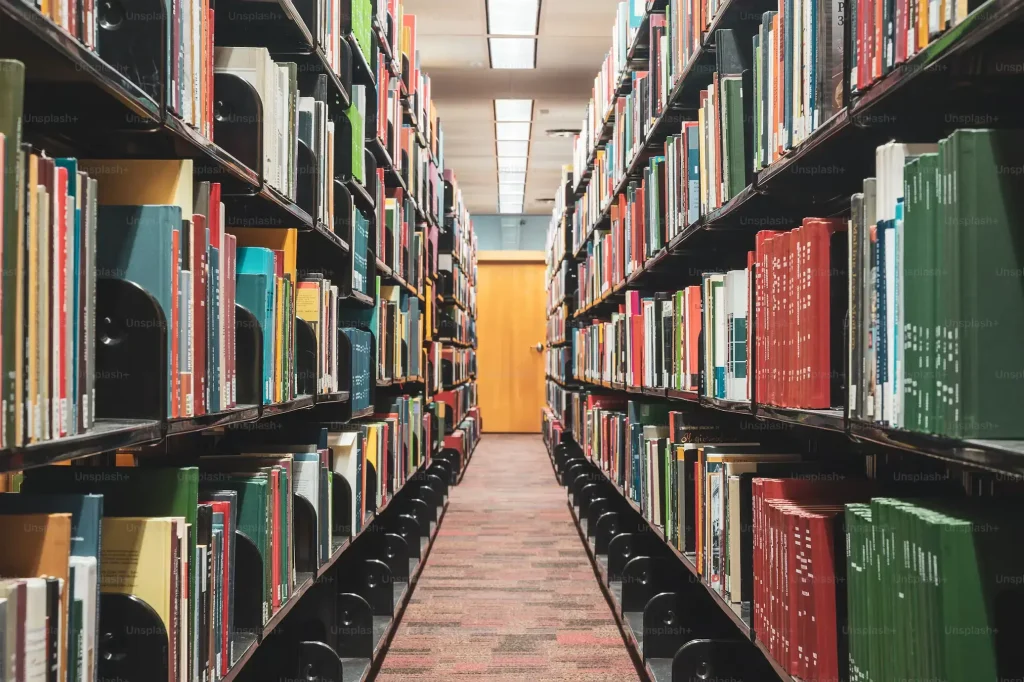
[
  {"x1": 496, "y1": 122, "x2": 532, "y2": 141},
  {"x1": 486, "y1": 0, "x2": 540, "y2": 35},
  {"x1": 489, "y1": 38, "x2": 536, "y2": 69},
  {"x1": 494, "y1": 99, "x2": 534, "y2": 122},
  {"x1": 498, "y1": 157, "x2": 528, "y2": 172},
  {"x1": 497, "y1": 140, "x2": 529, "y2": 157},
  {"x1": 499, "y1": 201, "x2": 524, "y2": 214},
  {"x1": 499, "y1": 186, "x2": 526, "y2": 199},
  {"x1": 499, "y1": 171, "x2": 527, "y2": 184}
]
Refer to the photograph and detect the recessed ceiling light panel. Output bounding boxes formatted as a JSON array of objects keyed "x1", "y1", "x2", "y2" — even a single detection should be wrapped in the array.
[
  {"x1": 489, "y1": 38, "x2": 536, "y2": 69},
  {"x1": 494, "y1": 99, "x2": 534, "y2": 122},
  {"x1": 498, "y1": 157, "x2": 528, "y2": 172},
  {"x1": 486, "y1": 0, "x2": 540, "y2": 35},
  {"x1": 496, "y1": 122, "x2": 532, "y2": 141},
  {"x1": 497, "y1": 140, "x2": 529, "y2": 157}
]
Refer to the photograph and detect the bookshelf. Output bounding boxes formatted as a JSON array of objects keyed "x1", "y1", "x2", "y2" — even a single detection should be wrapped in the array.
[
  {"x1": 547, "y1": 0, "x2": 1024, "y2": 680},
  {"x1": 0, "y1": 0, "x2": 479, "y2": 680}
]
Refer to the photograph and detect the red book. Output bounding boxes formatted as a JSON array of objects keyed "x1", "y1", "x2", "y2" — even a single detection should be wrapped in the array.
[
  {"x1": 192, "y1": 215, "x2": 208, "y2": 416},
  {"x1": 226, "y1": 233, "x2": 237, "y2": 407},
  {"x1": 794, "y1": 225, "x2": 807, "y2": 407},
  {"x1": 755, "y1": 231, "x2": 783, "y2": 404},
  {"x1": 171, "y1": 227, "x2": 180, "y2": 419}
]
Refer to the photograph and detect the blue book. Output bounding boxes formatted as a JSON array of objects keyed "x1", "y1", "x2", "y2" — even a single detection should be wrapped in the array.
[
  {"x1": 96, "y1": 205, "x2": 181, "y2": 416},
  {"x1": 686, "y1": 126, "x2": 700, "y2": 225},
  {"x1": 237, "y1": 247, "x2": 277, "y2": 404}
]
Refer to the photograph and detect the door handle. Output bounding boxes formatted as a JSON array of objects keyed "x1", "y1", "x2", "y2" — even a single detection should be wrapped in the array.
[{"x1": 533, "y1": 343, "x2": 544, "y2": 352}]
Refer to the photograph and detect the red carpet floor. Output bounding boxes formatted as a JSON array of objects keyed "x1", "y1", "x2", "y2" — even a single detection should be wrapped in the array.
[{"x1": 375, "y1": 434, "x2": 641, "y2": 681}]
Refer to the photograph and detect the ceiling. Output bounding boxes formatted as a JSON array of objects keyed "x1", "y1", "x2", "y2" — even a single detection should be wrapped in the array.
[{"x1": 401, "y1": 0, "x2": 623, "y2": 215}]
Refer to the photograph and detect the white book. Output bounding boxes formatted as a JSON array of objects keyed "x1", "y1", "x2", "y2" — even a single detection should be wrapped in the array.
[
  {"x1": 215, "y1": 47, "x2": 276, "y2": 183},
  {"x1": 329, "y1": 431, "x2": 362, "y2": 538},
  {"x1": 24, "y1": 578, "x2": 48, "y2": 681},
  {"x1": 69, "y1": 556, "x2": 97, "y2": 682},
  {"x1": 292, "y1": 456, "x2": 321, "y2": 557}
]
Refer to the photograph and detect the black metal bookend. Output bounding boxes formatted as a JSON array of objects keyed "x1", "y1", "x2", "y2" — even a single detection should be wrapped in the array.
[
  {"x1": 607, "y1": 533, "x2": 638, "y2": 584},
  {"x1": 368, "y1": 533, "x2": 410, "y2": 584},
  {"x1": 332, "y1": 112, "x2": 355, "y2": 182},
  {"x1": 95, "y1": 278, "x2": 169, "y2": 420},
  {"x1": 334, "y1": 180, "x2": 355, "y2": 249},
  {"x1": 296, "y1": 140, "x2": 319, "y2": 220},
  {"x1": 97, "y1": 593, "x2": 169, "y2": 682},
  {"x1": 331, "y1": 472, "x2": 354, "y2": 539},
  {"x1": 564, "y1": 464, "x2": 591, "y2": 499},
  {"x1": 425, "y1": 471, "x2": 449, "y2": 501},
  {"x1": 334, "y1": 592, "x2": 374, "y2": 659},
  {"x1": 643, "y1": 592, "x2": 692, "y2": 661},
  {"x1": 234, "y1": 530, "x2": 266, "y2": 634},
  {"x1": 293, "y1": 494, "x2": 319, "y2": 574},
  {"x1": 364, "y1": 462, "x2": 378, "y2": 515},
  {"x1": 586, "y1": 497, "x2": 612, "y2": 538},
  {"x1": 353, "y1": 559, "x2": 395, "y2": 616},
  {"x1": 391, "y1": 515, "x2": 422, "y2": 561},
  {"x1": 621, "y1": 557, "x2": 677, "y2": 615},
  {"x1": 96, "y1": 0, "x2": 166, "y2": 104},
  {"x1": 212, "y1": 73, "x2": 264, "y2": 177},
  {"x1": 234, "y1": 304, "x2": 264, "y2": 406},
  {"x1": 671, "y1": 639, "x2": 751, "y2": 682},
  {"x1": 594, "y1": 511, "x2": 622, "y2": 554},
  {"x1": 411, "y1": 489, "x2": 440, "y2": 523},
  {"x1": 295, "y1": 318, "x2": 318, "y2": 397},
  {"x1": 400, "y1": 498, "x2": 431, "y2": 537},
  {"x1": 435, "y1": 450, "x2": 460, "y2": 482},
  {"x1": 428, "y1": 458, "x2": 455, "y2": 486},
  {"x1": 296, "y1": 640, "x2": 345, "y2": 682},
  {"x1": 577, "y1": 481, "x2": 609, "y2": 514}
]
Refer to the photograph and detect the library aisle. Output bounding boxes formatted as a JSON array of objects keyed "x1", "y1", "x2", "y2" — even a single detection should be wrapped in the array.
[{"x1": 376, "y1": 435, "x2": 641, "y2": 681}]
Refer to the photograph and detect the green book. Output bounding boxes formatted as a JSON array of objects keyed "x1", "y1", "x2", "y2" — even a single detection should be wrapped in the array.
[
  {"x1": 206, "y1": 474, "x2": 271, "y2": 624},
  {"x1": 721, "y1": 76, "x2": 746, "y2": 202},
  {"x1": 955, "y1": 129, "x2": 1024, "y2": 437},
  {"x1": 0, "y1": 60, "x2": 24, "y2": 447}
]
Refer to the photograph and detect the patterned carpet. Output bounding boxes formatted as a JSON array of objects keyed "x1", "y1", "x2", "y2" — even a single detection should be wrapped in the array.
[{"x1": 375, "y1": 434, "x2": 642, "y2": 681}]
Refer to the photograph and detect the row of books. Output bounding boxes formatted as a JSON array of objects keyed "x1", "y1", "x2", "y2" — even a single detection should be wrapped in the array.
[
  {"x1": 380, "y1": 187, "x2": 424, "y2": 288},
  {"x1": 850, "y1": 132, "x2": 1024, "y2": 438},
  {"x1": 546, "y1": 167, "x2": 572, "y2": 266},
  {"x1": 545, "y1": 347, "x2": 572, "y2": 384},
  {"x1": 441, "y1": 172, "x2": 477, "y2": 272},
  {"x1": 547, "y1": 307, "x2": 568, "y2": 346},
  {"x1": 436, "y1": 306, "x2": 475, "y2": 347},
  {"x1": 547, "y1": 259, "x2": 572, "y2": 313},
  {"x1": 437, "y1": 255, "x2": 474, "y2": 310},
  {"x1": 751, "y1": 4, "x2": 842, "y2": 171},
  {"x1": 544, "y1": 380, "x2": 571, "y2": 426},
  {"x1": 440, "y1": 348, "x2": 475, "y2": 387},
  {"x1": 378, "y1": 286, "x2": 423, "y2": 383},
  {"x1": 0, "y1": 408, "x2": 430, "y2": 682},
  {"x1": 0, "y1": 67, "x2": 99, "y2": 448},
  {"x1": 571, "y1": 394, "x2": 1022, "y2": 682},
  {"x1": 433, "y1": 385, "x2": 476, "y2": 434}
]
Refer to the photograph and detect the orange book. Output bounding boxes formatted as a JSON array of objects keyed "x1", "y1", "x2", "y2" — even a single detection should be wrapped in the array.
[{"x1": 0, "y1": 513, "x2": 72, "y2": 682}]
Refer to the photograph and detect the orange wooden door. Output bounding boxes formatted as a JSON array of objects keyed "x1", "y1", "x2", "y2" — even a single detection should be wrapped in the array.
[{"x1": 477, "y1": 251, "x2": 547, "y2": 433}]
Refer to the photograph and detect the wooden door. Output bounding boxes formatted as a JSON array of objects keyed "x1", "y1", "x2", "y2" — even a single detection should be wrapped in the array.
[{"x1": 477, "y1": 251, "x2": 547, "y2": 433}]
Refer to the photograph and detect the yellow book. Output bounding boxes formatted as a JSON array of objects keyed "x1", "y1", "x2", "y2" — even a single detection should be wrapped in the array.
[
  {"x1": 101, "y1": 516, "x2": 179, "y2": 681},
  {"x1": 917, "y1": 0, "x2": 928, "y2": 50},
  {"x1": 365, "y1": 424, "x2": 379, "y2": 509},
  {"x1": 79, "y1": 159, "x2": 193, "y2": 216}
]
